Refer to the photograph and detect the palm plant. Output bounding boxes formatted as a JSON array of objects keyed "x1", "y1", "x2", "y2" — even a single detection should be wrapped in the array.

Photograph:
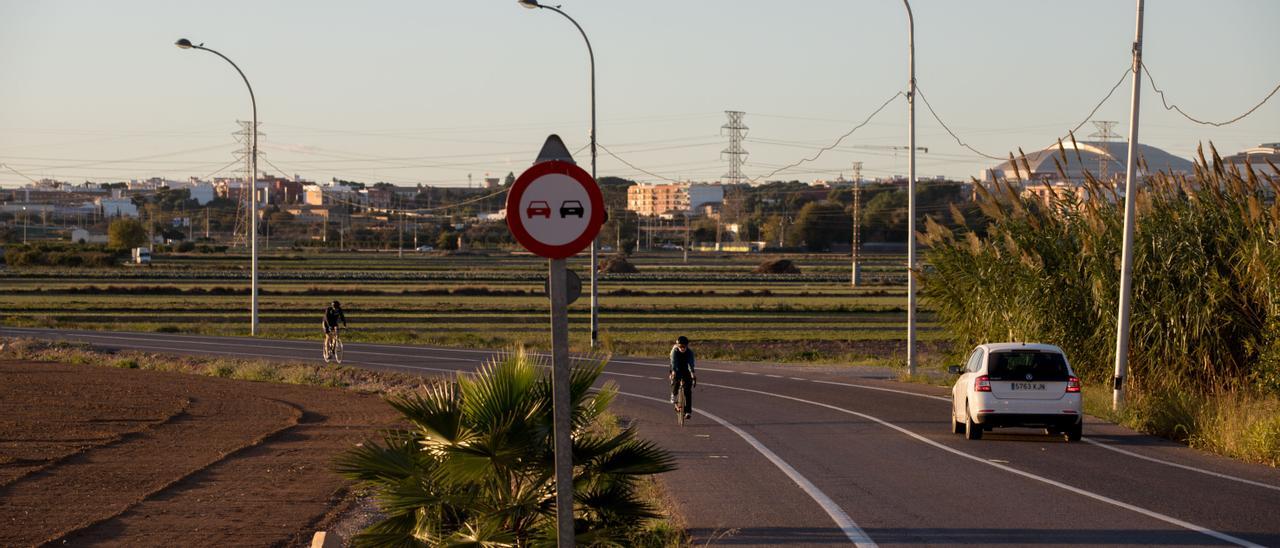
[{"x1": 336, "y1": 347, "x2": 676, "y2": 547}]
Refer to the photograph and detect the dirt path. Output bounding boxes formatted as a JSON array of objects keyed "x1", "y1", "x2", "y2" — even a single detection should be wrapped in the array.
[{"x1": 0, "y1": 360, "x2": 400, "y2": 547}]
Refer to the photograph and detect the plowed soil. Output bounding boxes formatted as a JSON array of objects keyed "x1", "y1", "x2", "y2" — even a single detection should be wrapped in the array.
[{"x1": 0, "y1": 360, "x2": 400, "y2": 547}]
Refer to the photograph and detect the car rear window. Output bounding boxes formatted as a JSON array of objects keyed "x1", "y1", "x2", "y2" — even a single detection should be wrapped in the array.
[{"x1": 988, "y1": 351, "x2": 1069, "y2": 381}]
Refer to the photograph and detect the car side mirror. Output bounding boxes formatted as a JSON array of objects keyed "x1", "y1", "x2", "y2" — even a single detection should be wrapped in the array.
[{"x1": 947, "y1": 365, "x2": 964, "y2": 375}]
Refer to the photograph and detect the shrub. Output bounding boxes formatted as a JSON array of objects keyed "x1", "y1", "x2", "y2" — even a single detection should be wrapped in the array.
[
  {"x1": 108, "y1": 218, "x2": 149, "y2": 249},
  {"x1": 112, "y1": 358, "x2": 140, "y2": 369},
  {"x1": 754, "y1": 259, "x2": 800, "y2": 274},
  {"x1": 600, "y1": 256, "x2": 639, "y2": 273}
]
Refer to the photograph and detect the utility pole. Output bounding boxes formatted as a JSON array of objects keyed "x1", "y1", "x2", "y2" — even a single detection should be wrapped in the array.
[
  {"x1": 1112, "y1": 0, "x2": 1145, "y2": 411},
  {"x1": 715, "y1": 213, "x2": 722, "y2": 251},
  {"x1": 684, "y1": 213, "x2": 690, "y2": 263},
  {"x1": 904, "y1": 0, "x2": 919, "y2": 378},
  {"x1": 851, "y1": 161, "x2": 863, "y2": 286},
  {"x1": 398, "y1": 209, "x2": 404, "y2": 258}
]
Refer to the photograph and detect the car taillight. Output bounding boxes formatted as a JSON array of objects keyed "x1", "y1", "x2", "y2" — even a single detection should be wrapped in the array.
[
  {"x1": 974, "y1": 375, "x2": 991, "y2": 392},
  {"x1": 1066, "y1": 376, "x2": 1081, "y2": 393}
]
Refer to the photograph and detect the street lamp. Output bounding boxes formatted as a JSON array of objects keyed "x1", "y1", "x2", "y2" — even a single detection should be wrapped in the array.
[
  {"x1": 175, "y1": 38, "x2": 261, "y2": 336},
  {"x1": 519, "y1": 0, "x2": 600, "y2": 351},
  {"x1": 21, "y1": 206, "x2": 28, "y2": 244},
  {"x1": 902, "y1": 0, "x2": 919, "y2": 378}
]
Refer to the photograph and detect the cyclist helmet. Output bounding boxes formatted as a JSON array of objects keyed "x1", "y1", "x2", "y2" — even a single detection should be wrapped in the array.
[
  {"x1": 331, "y1": 300, "x2": 341, "y2": 308},
  {"x1": 676, "y1": 336, "x2": 689, "y2": 346}
]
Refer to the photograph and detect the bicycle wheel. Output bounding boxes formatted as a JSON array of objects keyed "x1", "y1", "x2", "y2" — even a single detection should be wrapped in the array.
[
  {"x1": 676, "y1": 384, "x2": 686, "y2": 426},
  {"x1": 333, "y1": 338, "x2": 343, "y2": 364}
]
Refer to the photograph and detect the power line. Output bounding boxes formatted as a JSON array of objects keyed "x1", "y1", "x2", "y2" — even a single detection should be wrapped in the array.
[
  {"x1": 1142, "y1": 63, "x2": 1280, "y2": 127},
  {"x1": 913, "y1": 86, "x2": 1005, "y2": 161},
  {"x1": 1066, "y1": 66, "x2": 1132, "y2": 138},
  {"x1": 597, "y1": 143, "x2": 681, "y2": 182},
  {"x1": 1, "y1": 163, "x2": 41, "y2": 184},
  {"x1": 747, "y1": 91, "x2": 905, "y2": 184},
  {"x1": 913, "y1": 66, "x2": 1132, "y2": 163}
]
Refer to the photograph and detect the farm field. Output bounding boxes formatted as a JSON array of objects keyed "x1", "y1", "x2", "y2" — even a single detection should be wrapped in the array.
[
  {"x1": 0, "y1": 359, "x2": 400, "y2": 547},
  {"x1": 1, "y1": 250, "x2": 946, "y2": 365}
]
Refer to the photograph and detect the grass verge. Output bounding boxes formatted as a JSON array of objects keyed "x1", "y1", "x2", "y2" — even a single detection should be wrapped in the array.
[{"x1": 1084, "y1": 382, "x2": 1280, "y2": 467}]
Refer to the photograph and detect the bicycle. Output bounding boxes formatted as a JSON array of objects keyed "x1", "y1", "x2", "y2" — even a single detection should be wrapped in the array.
[
  {"x1": 673, "y1": 376, "x2": 694, "y2": 426},
  {"x1": 323, "y1": 326, "x2": 345, "y2": 364}
]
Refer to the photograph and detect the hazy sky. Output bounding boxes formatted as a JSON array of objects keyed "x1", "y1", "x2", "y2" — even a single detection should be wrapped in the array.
[{"x1": 1, "y1": 0, "x2": 1277, "y2": 188}]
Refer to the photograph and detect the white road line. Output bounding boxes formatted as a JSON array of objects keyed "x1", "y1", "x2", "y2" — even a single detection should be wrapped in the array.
[
  {"x1": 1083, "y1": 439, "x2": 1280, "y2": 493},
  {"x1": 789, "y1": 377, "x2": 807, "y2": 381},
  {"x1": 812, "y1": 379, "x2": 951, "y2": 402},
  {"x1": 810, "y1": 378, "x2": 1280, "y2": 494},
  {"x1": 609, "y1": 358, "x2": 734, "y2": 374},
  {"x1": 699, "y1": 380, "x2": 1263, "y2": 548},
  {"x1": 619, "y1": 391, "x2": 876, "y2": 547}
]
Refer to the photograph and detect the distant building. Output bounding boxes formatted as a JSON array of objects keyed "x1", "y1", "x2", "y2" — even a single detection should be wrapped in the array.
[
  {"x1": 70, "y1": 228, "x2": 109, "y2": 244},
  {"x1": 304, "y1": 182, "x2": 361, "y2": 207},
  {"x1": 983, "y1": 141, "x2": 1193, "y2": 184},
  {"x1": 259, "y1": 173, "x2": 309, "y2": 204},
  {"x1": 627, "y1": 183, "x2": 724, "y2": 216},
  {"x1": 1221, "y1": 142, "x2": 1279, "y2": 179},
  {"x1": 484, "y1": 177, "x2": 501, "y2": 189},
  {"x1": 97, "y1": 197, "x2": 139, "y2": 218}
]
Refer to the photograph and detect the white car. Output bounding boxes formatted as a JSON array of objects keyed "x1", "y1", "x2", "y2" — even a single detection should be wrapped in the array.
[{"x1": 949, "y1": 342, "x2": 1083, "y2": 442}]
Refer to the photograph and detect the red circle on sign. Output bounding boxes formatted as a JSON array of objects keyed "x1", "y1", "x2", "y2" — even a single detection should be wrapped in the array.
[{"x1": 506, "y1": 160, "x2": 605, "y2": 259}]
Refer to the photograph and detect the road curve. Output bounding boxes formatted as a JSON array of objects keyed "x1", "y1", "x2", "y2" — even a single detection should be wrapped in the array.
[{"x1": 3, "y1": 327, "x2": 1278, "y2": 547}]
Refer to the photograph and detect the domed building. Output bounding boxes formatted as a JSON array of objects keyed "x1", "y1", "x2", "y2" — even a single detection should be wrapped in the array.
[
  {"x1": 1221, "y1": 142, "x2": 1280, "y2": 179},
  {"x1": 983, "y1": 141, "x2": 1193, "y2": 184}
]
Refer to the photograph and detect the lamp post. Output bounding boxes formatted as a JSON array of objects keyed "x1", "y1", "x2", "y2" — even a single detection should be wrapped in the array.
[
  {"x1": 902, "y1": 0, "x2": 919, "y2": 378},
  {"x1": 175, "y1": 38, "x2": 260, "y2": 336},
  {"x1": 22, "y1": 206, "x2": 28, "y2": 244},
  {"x1": 519, "y1": 0, "x2": 600, "y2": 350}
]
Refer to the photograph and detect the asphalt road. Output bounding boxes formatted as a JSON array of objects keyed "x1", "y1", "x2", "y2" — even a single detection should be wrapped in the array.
[{"x1": 4, "y1": 326, "x2": 1278, "y2": 547}]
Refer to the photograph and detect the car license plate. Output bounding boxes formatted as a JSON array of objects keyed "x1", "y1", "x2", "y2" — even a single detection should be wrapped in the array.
[{"x1": 1011, "y1": 382, "x2": 1046, "y2": 391}]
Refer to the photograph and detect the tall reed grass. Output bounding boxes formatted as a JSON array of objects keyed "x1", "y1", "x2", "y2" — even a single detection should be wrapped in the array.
[{"x1": 921, "y1": 143, "x2": 1279, "y2": 464}]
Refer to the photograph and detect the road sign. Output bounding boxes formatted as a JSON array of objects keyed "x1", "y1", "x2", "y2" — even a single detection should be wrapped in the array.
[
  {"x1": 506, "y1": 160, "x2": 605, "y2": 259},
  {"x1": 544, "y1": 269, "x2": 582, "y2": 305}
]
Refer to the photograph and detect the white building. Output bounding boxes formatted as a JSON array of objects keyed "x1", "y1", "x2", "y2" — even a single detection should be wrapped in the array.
[
  {"x1": 983, "y1": 141, "x2": 1193, "y2": 184},
  {"x1": 97, "y1": 197, "x2": 139, "y2": 218},
  {"x1": 1221, "y1": 142, "x2": 1279, "y2": 179},
  {"x1": 70, "y1": 228, "x2": 109, "y2": 244}
]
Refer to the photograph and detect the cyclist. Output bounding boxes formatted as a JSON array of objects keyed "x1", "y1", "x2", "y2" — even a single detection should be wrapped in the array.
[
  {"x1": 323, "y1": 300, "x2": 348, "y2": 363},
  {"x1": 669, "y1": 335, "x2": 697, "y2": 420}
]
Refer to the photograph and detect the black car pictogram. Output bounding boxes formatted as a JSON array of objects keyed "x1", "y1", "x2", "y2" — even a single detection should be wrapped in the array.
[{"x1": 559, "y1": 200, "x2": 584, "y2": 218}]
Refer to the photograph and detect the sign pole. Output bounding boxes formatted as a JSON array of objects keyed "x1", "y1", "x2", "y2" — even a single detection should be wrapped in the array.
[
  {"x1": 508, "y1": 137, "x2": 605, "y2": 548},
  {"x1": 548, "y1": 258, "x2": 575, "y2": 547}
]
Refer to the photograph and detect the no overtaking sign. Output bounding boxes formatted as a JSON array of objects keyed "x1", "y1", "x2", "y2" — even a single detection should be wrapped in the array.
[{"x1": 506, "y1": 160, "x2": 605, "y2": 259}]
